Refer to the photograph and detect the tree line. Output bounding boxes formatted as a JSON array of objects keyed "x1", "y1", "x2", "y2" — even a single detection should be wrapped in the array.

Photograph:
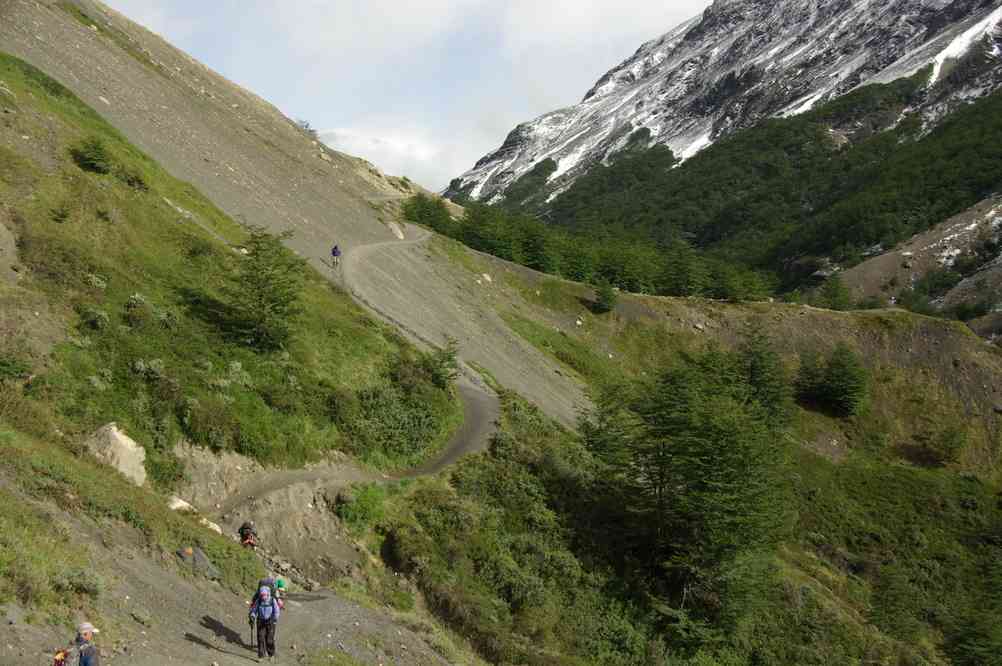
[{"x1": 403, "y1": 193, "x2": 771, "y2": 301}]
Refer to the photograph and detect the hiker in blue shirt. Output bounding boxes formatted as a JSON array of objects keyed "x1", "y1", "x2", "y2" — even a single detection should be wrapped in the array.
[
  {"x1": 331, "y1": 244, "x2": 342, "y2": 267},
  {"x1": 249, "y1": 585, "x2": 281, "y2": 662}
]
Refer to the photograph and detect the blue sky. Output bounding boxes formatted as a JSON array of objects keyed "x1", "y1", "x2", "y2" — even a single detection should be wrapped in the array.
[{"x1": 103, "y1": 1, "x2": 711, "y2": 190}]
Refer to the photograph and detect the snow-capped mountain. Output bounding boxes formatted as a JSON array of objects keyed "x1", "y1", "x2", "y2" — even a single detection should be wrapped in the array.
[{"x1": 448, "y1": 0, "x2": 1002, "y2": 204}]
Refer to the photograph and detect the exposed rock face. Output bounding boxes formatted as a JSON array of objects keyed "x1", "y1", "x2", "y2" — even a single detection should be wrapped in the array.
[
  {"x1": 84, "y1": 423, "x2": 147, "y2": 487},
  {"x1": 449, "y1": 0, "x2": 1002, "y2": 204}
]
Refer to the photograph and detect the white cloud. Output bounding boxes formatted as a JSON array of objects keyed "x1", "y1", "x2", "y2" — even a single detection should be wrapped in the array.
[
  {"x1": 261, "y1": 0, "x2": 481, "y2": 64},
  {"x1": 320, "y1": 125, "x2": 469, "y2": 191},
  {"x1": 102, "y1": 0, "x2": 713, "y2": 189}
]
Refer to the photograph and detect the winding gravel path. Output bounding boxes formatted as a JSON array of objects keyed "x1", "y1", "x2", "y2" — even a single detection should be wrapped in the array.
[
  {"x1": 210, "y1": 224, "x2": 503, "y2": 529},
  {"x1": 340, "y1": 224, "x2": 502, "y2": 475}
]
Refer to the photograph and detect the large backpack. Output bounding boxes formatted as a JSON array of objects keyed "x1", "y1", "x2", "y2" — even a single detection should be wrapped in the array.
[{"x1": 255, "y1": 577, "x2": 276, "y2": 601}]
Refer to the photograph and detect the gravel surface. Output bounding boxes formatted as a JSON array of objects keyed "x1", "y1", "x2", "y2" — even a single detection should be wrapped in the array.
[{"x1": 0, "y1": 0, "x2": 586, "y2": 428}]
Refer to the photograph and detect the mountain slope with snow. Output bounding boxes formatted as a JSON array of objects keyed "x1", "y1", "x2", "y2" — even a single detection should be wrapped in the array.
[{"x1": 448, "y1": 0, "x2": 1002, "y2": 204}]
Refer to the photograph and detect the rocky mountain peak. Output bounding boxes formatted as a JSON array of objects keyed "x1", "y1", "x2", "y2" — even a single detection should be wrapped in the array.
[{"x1": 448, "y1": 0, "x2": 1002, "y2": 205}]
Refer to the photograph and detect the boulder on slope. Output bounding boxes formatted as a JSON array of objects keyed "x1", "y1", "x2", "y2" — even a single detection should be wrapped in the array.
[{"x1": 84, "y1": 423, "x2": 147, "y2": 487}]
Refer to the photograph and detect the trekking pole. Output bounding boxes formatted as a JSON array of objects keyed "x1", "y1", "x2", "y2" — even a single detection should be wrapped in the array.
[{"x1": 249, "y1": 616, "x2": 256, "y2": 651}]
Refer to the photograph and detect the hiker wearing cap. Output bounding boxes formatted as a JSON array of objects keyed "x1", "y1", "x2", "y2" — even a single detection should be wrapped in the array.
[
  {"x1": 76, "y1": 622, "x2": 100, "y2": 666},
  {"x1": 53, "y1": 622, "x2": 100, "y2": 666}
]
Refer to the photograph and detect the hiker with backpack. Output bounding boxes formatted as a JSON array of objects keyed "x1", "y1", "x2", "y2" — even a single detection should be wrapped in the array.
[
  {"x1": 249, "y1": 584, "x2": 281, "y2": 662},
  {"x1": 252, "y1": 576, "x2": 286, "y2": 610},
  {"x1": 238, "y1": 520, "x2": 258, "y2": 549},
  {"x1": 53, "y1": 622, "x2": 100, "y2": 666},
  {"x1": 331, "y1": 244, "x2": 342, "y2": 267}
]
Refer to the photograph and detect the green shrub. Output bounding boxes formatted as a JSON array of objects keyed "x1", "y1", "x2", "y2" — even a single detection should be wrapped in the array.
[
  {"x1": 424, "y1": 337, "x2": 460, "y2": 389},
  {"x1": 815, "y1": 275, "x2": 853, "y2": 311},
  {"x1": 821, "y1": 343, "x2": 868, "y2": 417},
  {"x1": 80, "y1": 307, "x2": 110, "y2": 331},
  {"x1": 0, "y1": 355, "x2": 30, "y2": 382},
  {"x1": 181, "y1": 396, "x2": 239, "y2": 451},
  {"x1": 50, "y1": 205, "x2": 70, "y2": 224},
  {"x1": 52, "y1": 568, "x2": 102, "y2": 598},
  {"x1": 593, "y1": 278, "x2": 618, "y2": 313},
  {"x1": 116, "y1": 165, "x2": 148, "y2": 191},
  {"x1": 336, "y1": 483, "x2": 388, "y2": 533},
  {"x1": 69, "y1": 136, "x2": 112, "y2": 175},
  {"x1": 796, "y1": 344, "x2": 868, "y2": 417},
  {"x1": 907, "y1": 424, "x2": 967, "y2": 467},
  {"x1": 226, "y1": 227, "x2": 306, "y2": 350}
]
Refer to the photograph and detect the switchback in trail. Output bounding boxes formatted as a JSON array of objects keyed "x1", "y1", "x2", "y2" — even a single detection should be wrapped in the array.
[
  {"x1": 340, "y1": 222, "x2": 502, "y2": 475},
  {"x1": 211, "y1": 222, "x2": 505, "y2": 518}
]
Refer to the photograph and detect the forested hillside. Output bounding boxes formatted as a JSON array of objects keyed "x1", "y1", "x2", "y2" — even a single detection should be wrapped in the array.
[
  {"x1": 343, "y1": 269, "x2": 1002, "y2": 664},
  {"x1": 436, "y1": 63, "x2": 1002, "y2": 311}
]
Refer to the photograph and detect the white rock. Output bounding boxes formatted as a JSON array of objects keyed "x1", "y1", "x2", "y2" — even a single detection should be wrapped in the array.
[
  {"x1": 482, "y1": 274, "x2": 493, "y2": 284},
  {"x1": 98, "y1": 96, "x2": 110, "y2": 106},
  {"x1": 167, "y1": 496, "x2": 196, "y2": 513},
  {"x1": 199, "y1": 518, "x2": 223, "y2": 535},
  {"x1": 84, "y1": 423, "x2": 147, "y2": 486}
]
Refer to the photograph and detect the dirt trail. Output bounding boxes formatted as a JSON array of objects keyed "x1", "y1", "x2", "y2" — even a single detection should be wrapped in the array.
[
  {"x1": 340, "y1": 223, "x2": 503, "y2": 467},
  {"x1": 334, "y1": 221, "x2": 585, "y2": 428},
  {"x1": 124, "y1": 590, "x2": 453, "y2": 666},
  {"x1": 208, "y1": 225, "x2": 503, "y2": 527}
]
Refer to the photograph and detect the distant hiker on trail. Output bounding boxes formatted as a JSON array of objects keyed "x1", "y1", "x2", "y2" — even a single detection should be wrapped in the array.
[
  {"x1": 53, "y1": 622, "x2": 100, "y2": 666},
  {"x1": 331, "y1": 244, "x2": 342, "y2": 267},
  {"x1": 249, "y1": 585, "x2": 281, "y2": 662},
  {"x1": 238, "y1": 520, "x2": 258, "y2": 549}
]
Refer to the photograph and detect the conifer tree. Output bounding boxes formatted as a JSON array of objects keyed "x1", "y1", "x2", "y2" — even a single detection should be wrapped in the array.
[
  {"x1": 593, "y1": 278, "x2": 618, "y2": 314},
  {"x1": 818, "y1": 275, "x2": 853, "y2": 311},
  {"x1": 822, "y1": 343, "x2": 868, "y2": 416},
  {"x1": 228, "y1": 226, "x2": 306, "y2": 350},
  {"x1": 739, "y1": 328, "x2": 792, "y2": 425}
]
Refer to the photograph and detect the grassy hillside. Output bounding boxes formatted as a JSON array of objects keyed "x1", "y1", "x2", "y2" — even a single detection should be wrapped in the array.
[
  {"x1": 337, "y1": 237, "x2": 1002, "y2": 664},
  {"x1": 0, "y1": 52, "x2": 461, "y2": 484},
  {"x1": 0, "y1": 428, "x2": 263, "y2": 615},
  {"x1": 0, "y1": 48, "x2": 468, "y2": 656}
]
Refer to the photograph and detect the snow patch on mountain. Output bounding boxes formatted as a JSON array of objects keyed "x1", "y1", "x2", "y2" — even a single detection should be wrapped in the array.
[
  {"x1": 782, "y1": 89, "x2": 829, "y2": 117},
  {"x1": 931, "y1": 5, "x2": 1002, "y2": 83},
  {"x1": 679, "y1": 132, "x2": 713, "y2": 161},
  {"x1": 449, "y1": 0, "x2": 1002, "y2": 204}
]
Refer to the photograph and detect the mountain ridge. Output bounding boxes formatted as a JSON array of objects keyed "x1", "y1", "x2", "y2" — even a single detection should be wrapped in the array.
[{"x1": 448, "y1": 0, "x2": 1002, "y2": 204}]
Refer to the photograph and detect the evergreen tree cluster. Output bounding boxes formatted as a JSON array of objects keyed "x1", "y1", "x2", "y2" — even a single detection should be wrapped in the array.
[
  {"x1": 542, "y1": 72, "x2": 1002, "y2": 291},
  {"x1": 581, "y1": 334, "x2": 792, "y2": 645},
  {"x1": 403, "y1": 193, "x2": 770, "y2": 301},
  {"x1": 440, "y1": 71, "x2": 1002, "y2": 302},
  {"x1": 795, "y1": 344, "x2": 869, "y2": 417}
]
